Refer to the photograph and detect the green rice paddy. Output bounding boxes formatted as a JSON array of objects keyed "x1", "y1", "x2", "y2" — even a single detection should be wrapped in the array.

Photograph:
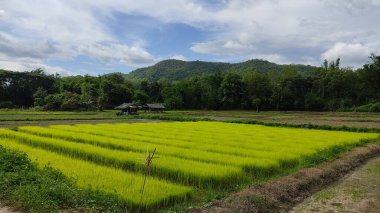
[{"x1": 0, "y1": 121, "x2": 378, "y2": 210}]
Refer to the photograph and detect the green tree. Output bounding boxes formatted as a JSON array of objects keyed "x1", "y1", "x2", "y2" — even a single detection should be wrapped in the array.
[
  {"x1": 99, "y1": 73, "x2": 133, "y2": 107},
  {"x1": 133, "y1": 90, "x2": 149, "y2": 105},
  {"x1": 242, "y1": 71, "x2": 271, "y2": 110},
  {"x1": 201, "y1": 73, "x2": 223, "y2": 109},
  {"x1": 33, "y1": 87, "x2": 48, "y2": 107},
  {"x1": 219, "y1": 73, "x2": 245, "y2": 109}
]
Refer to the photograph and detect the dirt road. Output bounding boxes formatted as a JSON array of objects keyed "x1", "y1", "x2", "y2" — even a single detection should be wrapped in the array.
[{"x1": 292, "y1": 157, "x2": 380, "y2": 213}]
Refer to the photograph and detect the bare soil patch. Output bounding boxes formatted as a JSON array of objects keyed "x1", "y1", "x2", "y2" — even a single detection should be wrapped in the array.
[{"x1": 189, "y1": 144, "x2": 380, "y2": 213}]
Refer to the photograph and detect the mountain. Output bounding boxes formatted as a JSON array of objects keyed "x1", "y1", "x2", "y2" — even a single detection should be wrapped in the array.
[{"x1": 125, "y1": 59, "x2": 318, "y2": 81}]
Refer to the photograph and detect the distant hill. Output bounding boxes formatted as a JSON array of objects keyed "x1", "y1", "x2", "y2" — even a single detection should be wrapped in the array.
[{"x1": 125, "y1": 59, "x2": 318, "y2": 81}]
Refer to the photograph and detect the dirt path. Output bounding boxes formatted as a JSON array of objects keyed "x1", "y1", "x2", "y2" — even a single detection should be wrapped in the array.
[{"x1": 292, "y1": 156, "x2": 380, "y2": 213}]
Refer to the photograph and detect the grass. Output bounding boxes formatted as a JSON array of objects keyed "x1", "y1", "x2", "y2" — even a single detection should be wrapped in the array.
[
  {"x1": 227, "y1": 120, "x2": 380, "y2": 133},
  {"x1": 0, "y1": 109, "x2": 120, "y2": 121},
  {"x1": 133, "y1": 110, "x2": 380, "y2": 130}
]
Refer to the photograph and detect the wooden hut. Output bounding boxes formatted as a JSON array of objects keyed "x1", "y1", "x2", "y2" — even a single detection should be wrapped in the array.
[
  {"x1": 115, "y1": 103, "x2": 138, "y2": 115},
  {"x1": 146, "y1": 103, "x2": 166, "y2": 112}
]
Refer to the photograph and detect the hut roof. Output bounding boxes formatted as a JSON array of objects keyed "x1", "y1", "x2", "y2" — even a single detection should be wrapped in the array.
[
  {"x1": 146, "y1": 103, "x2": 165, "y2": 109},
  {"x1": 114, "y1": 103, "x2": 135, "y2": 110}
]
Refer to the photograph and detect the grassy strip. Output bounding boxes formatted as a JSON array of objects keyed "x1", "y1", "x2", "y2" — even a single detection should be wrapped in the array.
[
  {"x1": 227, "y1": 120, "x2": 380, "y2": 133},
  {"x1": 131, "y1": 114, "x2": 212, "y2": 122},
  {"x1": 0, "y1": 110, "x2": 121, "y2": 121},
  {"x1": 0, "y1": 109, "x2": 109, "y2": 115},
  {"x1": 0, "y1": 145, "x2": 130, "y2": 212},
  {"x1": 131, "y1": 113, "x2": 380, "y2": 133},
  {"x1": 0, "y1": 116, "x2": 124, "y2": 122},
  {"x1": 0, "y1": 129, "x2": 243, "y2": 188}
]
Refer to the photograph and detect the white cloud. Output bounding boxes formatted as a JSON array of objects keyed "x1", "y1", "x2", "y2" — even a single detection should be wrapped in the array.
[
  {"x1": 169, "y1": 54, "x2": 187, "y2": 61},
  {"x1": 0, "y1": 58, "x2": 76, "y2": 76},
  {"x1": 79, "y1": 43, "x2": 155, "y2": 66},
  {"x1": 249, "y1": 54, "x2": 290, "y2": 65},
  {"x1": 191, "y1": 39, "x2": 256, "y2": 55},
  {"x1": 0, "y1": 32, "x2": 59, "y2": 59},
  {"x1": 321, "y1": 43, "x2": 373, "y2": 68}
]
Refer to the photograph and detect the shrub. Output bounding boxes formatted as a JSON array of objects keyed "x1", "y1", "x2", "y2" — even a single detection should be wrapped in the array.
[
  {"x1": 0, "y1": 101, "x2": 14, "y2": 109},
  {"x1": 369, "y1": 102, "x2": 380, "y2": 112},
  {"x1": 354, "y1": 102, "x2": 380, "y2": 112},
  {"x1": 44, "y1": 94, "x2": 65, "y2": 110}
]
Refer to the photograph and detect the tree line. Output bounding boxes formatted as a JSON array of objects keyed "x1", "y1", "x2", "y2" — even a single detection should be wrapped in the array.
[{"x1": 0, "y1": 55, "x2": 379, "y2": 112}]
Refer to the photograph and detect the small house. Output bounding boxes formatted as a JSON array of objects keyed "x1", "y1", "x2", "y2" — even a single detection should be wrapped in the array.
[
  {"x1": 115, "y1": 103, "x2": 138, "y2": 115},
  {"x1": 146, "y1": 103, "x2": 166, "y2": 112}
]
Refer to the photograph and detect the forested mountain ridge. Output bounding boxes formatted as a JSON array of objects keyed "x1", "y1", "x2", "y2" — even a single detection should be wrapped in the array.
[{"x1": 125, "y1": 59, "x2": 318, "y2": 81}]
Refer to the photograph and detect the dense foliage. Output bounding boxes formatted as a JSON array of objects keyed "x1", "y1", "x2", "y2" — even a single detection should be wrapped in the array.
[{"x1": 0, "y1": 55, "x2": 379, "y2": 111}]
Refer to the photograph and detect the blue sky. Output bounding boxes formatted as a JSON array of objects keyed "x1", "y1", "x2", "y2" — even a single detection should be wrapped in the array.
[{"x1": 0, "y1": 0, "x2": 379, "y2": 75}]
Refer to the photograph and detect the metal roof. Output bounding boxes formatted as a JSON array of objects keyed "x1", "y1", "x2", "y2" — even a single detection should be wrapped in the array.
[{"x1": 114, "y1": 103, "x2": 135, "y2": 110}]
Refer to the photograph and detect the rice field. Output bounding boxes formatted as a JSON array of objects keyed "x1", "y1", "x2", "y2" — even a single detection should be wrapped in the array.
[{"x1": 0, "y1": 121, "x2": 378, "y2": 210}]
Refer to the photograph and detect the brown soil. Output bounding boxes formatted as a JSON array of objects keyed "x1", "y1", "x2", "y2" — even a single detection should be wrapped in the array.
[{"x1": 189, "y1": 144, "x2": 380, "y2": 213}]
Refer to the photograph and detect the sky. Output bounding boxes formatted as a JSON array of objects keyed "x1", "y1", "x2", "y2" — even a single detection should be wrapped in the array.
[{"x1": 0, "y1": 0, "x2": 379, "y2": 76}]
